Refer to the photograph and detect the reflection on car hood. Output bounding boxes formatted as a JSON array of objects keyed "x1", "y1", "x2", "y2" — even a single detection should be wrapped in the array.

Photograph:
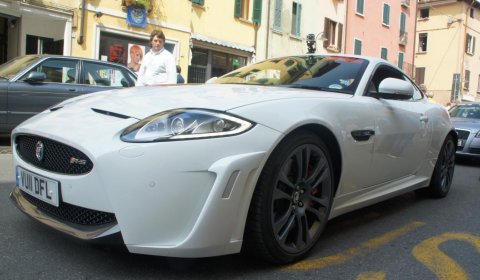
[
  {"x1": 451, "y1": 117, "x2": 480, "y2": 131},
  {"x1": 52, "y1": 84, "x2": 351, "y2": 119}
]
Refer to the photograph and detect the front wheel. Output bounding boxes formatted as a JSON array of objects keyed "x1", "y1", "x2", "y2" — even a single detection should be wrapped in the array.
[
  {"x1": 243, "y1": 131, "x2": 335, "y2": 264},
  {"x1": 428, "y1": 135, "x2": 455, "y2": 198}
]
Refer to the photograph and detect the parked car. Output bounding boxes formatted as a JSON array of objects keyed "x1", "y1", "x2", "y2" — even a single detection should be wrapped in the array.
[
  {"x1": 10, "y1": 54, "x2": 456, "y2": 264},
  {"x1": 0, "y1": 55, "x2": 137, "y2": 134},
  {"x1": 449, "y1": 102, "x2": 480, "y2": 159}
]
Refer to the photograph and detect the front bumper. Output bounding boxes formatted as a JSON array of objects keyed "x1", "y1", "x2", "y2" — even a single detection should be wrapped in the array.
[{"x1": 11, "y1": 124, "x2": 282, "y2": 258}]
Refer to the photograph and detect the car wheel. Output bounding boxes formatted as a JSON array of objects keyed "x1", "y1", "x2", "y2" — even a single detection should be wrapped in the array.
[
  {"x1": 428, "y1": 135, "x2": 455, "y2": 198},
  {"x1": 243, "y1": 131, "x2": 334, "y2": 264}
]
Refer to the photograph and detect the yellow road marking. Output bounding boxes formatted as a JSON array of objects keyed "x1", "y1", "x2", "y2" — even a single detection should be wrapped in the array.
[
  {"x1": 356, "y1": 272, "x2": 386, "y2": 280},
  {"x1": 286, "y1": 221, "x2": 425, "y2": 270},
  {"x1": 412, "y1": 232, "x2": 480, "y2": 280}
]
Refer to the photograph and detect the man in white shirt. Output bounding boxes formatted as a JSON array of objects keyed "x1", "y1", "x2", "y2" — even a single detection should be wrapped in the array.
[{"x1": 136, "y1": 30, "x2": 177, "y2": 86}]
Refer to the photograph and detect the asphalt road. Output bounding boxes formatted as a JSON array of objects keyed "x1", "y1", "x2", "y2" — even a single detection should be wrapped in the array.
[{"x1": 0, "y1": 147, "x2": 479, "y2": 279}]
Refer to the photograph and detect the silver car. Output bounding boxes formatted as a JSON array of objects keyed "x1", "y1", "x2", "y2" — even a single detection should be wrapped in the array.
[{"x1": 449, "y1": 103, "x2": 480, "y2": 159}]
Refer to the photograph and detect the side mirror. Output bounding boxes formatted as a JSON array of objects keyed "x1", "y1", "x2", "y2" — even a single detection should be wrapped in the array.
[
  {"x1": 377, "y1": 78, "x2": 414, "y2": 100},
  {"x1": 24, "y1": 71, "x2": 47, "y2": 83},
  {"x1": 206, "y1": 77, "x2": 218, "y2": 84}
]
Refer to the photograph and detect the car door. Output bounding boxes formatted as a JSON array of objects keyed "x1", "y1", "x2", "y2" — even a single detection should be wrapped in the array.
[
  {"x1": 365, "y1": 65, "x2": 432, "y2": 186},
  {"x1": 7, "y1": 58, "x2": 82, "y2": 127},
  {"x1": 81, "y1": 60, "x2": 136, "y2": 94}
]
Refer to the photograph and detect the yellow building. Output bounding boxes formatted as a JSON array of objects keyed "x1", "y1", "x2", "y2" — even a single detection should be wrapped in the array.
[
  {"x1": 0, "y1": 0, "x2": 260, "y2": 82},
  {"x1": 415, "y1": 0, "x2": 480, "y2": 104}
]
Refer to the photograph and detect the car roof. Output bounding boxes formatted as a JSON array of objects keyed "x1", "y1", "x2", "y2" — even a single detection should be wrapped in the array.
[{"x1": 26, "y1": 54, "x2": 130, "y2": 68}]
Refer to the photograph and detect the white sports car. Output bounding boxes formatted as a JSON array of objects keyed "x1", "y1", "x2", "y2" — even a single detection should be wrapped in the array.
[{"x1": 10, "y1": 55, "x2": 456, "y2": 264}]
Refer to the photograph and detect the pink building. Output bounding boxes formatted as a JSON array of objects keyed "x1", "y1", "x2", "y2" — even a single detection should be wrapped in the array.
[{"x1": 345, "y1": 0, "x2": 417, "y2": 77}]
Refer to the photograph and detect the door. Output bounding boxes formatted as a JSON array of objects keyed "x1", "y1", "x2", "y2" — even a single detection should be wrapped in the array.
[
  {"x1": 7, "y1": 58, "x2": 82, "y2": 127},
  {"x1": 365, "y1": 65, "x2": 431, "y2": 186}
]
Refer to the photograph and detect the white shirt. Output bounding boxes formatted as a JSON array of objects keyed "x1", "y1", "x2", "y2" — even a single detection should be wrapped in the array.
[{"x1": 135, "y1": 48, "x2": 177, "y2": 86}]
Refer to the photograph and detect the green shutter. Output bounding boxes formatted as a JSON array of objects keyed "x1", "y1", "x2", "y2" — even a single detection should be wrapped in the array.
[
  {"x1": 381, "y1": 47, "x2": 387, "y2": 59},
  {"x1": 296, "y1": 3, "x2": 302, "y2": 36},
  {"x1": 398, "y1": 52, "x2": 404, "y2": 69},
  {"x1": 354, "y1": 39, "x2": 362, "y2": 55},
  {"x1": 400, "y1": 12, "x2": 406, "y2": 33},
  {"x1": 234, "y1": 0, "x2": 241, "y2": 18},
  {"x1": 357, "y1": 0, "x2": 364, "y2": 14},
  {"x1": 253, "y1": 0, "x2": 262, "y2": 24},
  {"x1": 383, "y1": 4, "x2": 390, "y2": 25},
  {"x1": 192, "y1": 0, "x2": 204, "y2": 5}
]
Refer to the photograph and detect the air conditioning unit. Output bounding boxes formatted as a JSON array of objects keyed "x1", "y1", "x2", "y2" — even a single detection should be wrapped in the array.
[
  {"x1": 399, "y1": 32, "x2": 408, "y2": 45},
  {"x1": 401, "y1": 0, "x2": 410, "y2": 7}
]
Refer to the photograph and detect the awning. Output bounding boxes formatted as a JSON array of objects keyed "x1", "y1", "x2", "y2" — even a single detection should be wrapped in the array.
[{"x1": 191, "y1": 33, "x2": 255, "y2": 54}]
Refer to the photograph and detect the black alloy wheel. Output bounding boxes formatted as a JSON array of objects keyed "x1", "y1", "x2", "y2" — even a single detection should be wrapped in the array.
[
  {"x1": 429, "y1": 135, "x2": 455, "y2": 198},
  {"x1": 244, "y1": 131, "x2": 334, "y2": 264}
]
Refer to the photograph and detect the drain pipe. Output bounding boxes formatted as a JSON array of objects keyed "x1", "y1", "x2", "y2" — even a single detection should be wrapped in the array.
[{"x1": 77, "y1": 0, "x2": 86, "y2": 45}]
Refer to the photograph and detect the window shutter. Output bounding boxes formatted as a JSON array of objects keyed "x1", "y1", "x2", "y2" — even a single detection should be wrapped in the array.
[
  {"x1": 474, "y1": 37, "x2": 476, "y2": 55},
  {"x1": 324, "y1": 18, "x2": 331, "y2": 48},
  {"x1": 192, "y1": 0, "x2": 204, "y2": 5},
  {"x1": 381, "y1": 47, "x2": 388, "y2": 59},
  {"x1": 296, "y1": 3, "x2": 302, "y2": 36},
  {"x1": 357, "y1": 0, "x2": 364, "y2": 14},
  {"x1": 252, "y1": 0, "x2": 262, "y2": 24},
  {"x1": 273, "y1": 0, "x2": 282, "y2": 30},
  {"x1": 234, "y1": 0, "x2": 241, "y2": 18},
  {"x1": 398, "y1": 52, "x2": 404, "y2": 69},
  {"x1": 337, "y1": 23, "x2": 343, "y2": 51},
  {"x1": 415, "y1": 67, "x2": 425, "y2": 85},
  {"x1": 465, "y1": 70, "x2": 470, "y2": 89},
  {"x1": 400, "y1": 13, "x2": 406, "y2": 33},
  {"x1": 354, "y1": 39, "x2": 362, "y2": 55},
  {"x1": 383, "y1": 4, "x2": 390, "y2": 25}
]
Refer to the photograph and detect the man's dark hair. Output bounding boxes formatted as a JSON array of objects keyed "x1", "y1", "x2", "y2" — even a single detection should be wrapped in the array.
[{"x1": 150, "y1": 30, "x2": 165, "y2": 42}]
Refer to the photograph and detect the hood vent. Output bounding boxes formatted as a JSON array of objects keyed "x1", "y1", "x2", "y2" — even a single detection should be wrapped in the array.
[{"x1": 91, "y1": 108, "x2": 133, "y2": 119}]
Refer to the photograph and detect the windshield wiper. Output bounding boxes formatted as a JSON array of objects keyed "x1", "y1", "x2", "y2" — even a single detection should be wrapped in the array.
[{"x1": 281, "y1": 84, "x2": 329, "y2": 91}]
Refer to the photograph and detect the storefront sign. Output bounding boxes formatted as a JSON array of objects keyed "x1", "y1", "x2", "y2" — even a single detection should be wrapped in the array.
[{"x1": 126, "y1": 6, "x2": 147, "y2": 28}]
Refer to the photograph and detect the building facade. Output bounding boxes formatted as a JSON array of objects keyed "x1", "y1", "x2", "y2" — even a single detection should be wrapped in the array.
[
  {"x1": 0, "y1": 0, "x2": 260, "y2": 83},
  {"x1": 345, "y1": 0, "x2": 417, "y2": 77},
  {"x1": 256, "y1": 0, "x2": 347, "y2": 61},
  {"x1": 415, "y1": 0, "x2": 480, "y2": 104}
]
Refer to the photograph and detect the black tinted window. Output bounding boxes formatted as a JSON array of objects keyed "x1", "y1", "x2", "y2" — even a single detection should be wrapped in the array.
[
  {"x1": 83, "y1": 62, "x2": 132, "y2": 87},
  {"x1": 21, "y1": 59, "x2": 78, "y2": 83}
]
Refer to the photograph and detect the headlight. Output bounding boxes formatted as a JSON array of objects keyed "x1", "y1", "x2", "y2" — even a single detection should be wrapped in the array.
[
  {"x1": 120, "y1": 109, "x2": 254, "y2": 142},
  {"x1": 476, "y1": 131, "x2": 480, "y2": 138}
]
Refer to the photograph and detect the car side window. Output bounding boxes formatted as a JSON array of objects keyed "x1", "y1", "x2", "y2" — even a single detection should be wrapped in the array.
[
  {"x1": 21, "y1": 59, "x2": 78, "y2": 84},
  {"x1": 403, "y1": 74, "x2": 424, "y2": 101},
  {"x1": 83, "y1": 62, "x2": 132, "y2": 87},
  {"x1": 366, "y1": 65, "x2": 419, "y2": 101}
]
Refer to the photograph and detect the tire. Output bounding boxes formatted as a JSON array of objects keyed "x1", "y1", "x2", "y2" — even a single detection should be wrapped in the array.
[
  {"x1": 243, "y1": 131, "x2": 335, "y2": 264},
  {"x1": 428, "y1": 135, "x2": 455, "y2": 198}
]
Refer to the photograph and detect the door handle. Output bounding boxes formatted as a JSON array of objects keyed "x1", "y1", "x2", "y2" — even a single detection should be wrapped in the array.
[
  {"x1": 351, "y1": 130, "x2": 375, "y2": 141},
  {"x1": 419, "y1": 115, "x2": 429, "y2": 123},
  {"x1": 67, "y1": 88, "x2": 78, "y2": 92}
]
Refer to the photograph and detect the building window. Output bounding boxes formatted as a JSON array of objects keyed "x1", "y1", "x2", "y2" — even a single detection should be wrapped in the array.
[
  {"x1": 419, "y1": 8, "x2": 429, "y2": 19},
  {"x1": 477, "y1": 75, "x2": 480, "y2": 92},
  {"x1": 381, "y1": 47, "x2": 388, "y2": 60},
  {"x1": 415, "y1": 67, "x2": 425, "y2": 85},
  {"x1": 323, "y1": 18, "x2": 343, "y2": 52},
  {"x1": 400, "y1": 12, "x2": 406, "y2": 33},
  {"x1": 418, "y1": 33, "x2": 428, "y2": 52},
  {"x1": 466, "y1": 33, "x2": 475, "y2": 55},
  {"x1": 356, "y1": 0, "x2": 364, "y2": 15},
  {"x1": 464, "y1": 70, "x2": 470, "y2": 90},
  {"x1": 234, "y1": 0, "x2": 249, "y2": 19},
  {"x1": 192, "y1": 0, "x2": 204, "y2": 5},
  {"x1": 470, "y1": 7, "x2": 474, "y2": 19},
  {"x1": 354, "y1": 39, "x2": 362, "y2": 55},
  {"x1": 398, "y1": 52, "x2": 404, "y2": 69},
  {"x1": 383, "y1": 3, "x2": 390, "y2": 26},
  {"x1": 273, "y1": 0, "x2": 282, "y2": 31},
  {"x1": 291, "y1": 1, "x2": 302, "y2": 37}
]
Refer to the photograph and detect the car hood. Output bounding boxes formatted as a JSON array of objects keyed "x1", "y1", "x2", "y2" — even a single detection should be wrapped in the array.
[
  {"x1": 52, "y1": 84, "x2": 351, "y2": 120},
  {"x1": 451, "y1": 117, "x2": 480, "y2": 131}
]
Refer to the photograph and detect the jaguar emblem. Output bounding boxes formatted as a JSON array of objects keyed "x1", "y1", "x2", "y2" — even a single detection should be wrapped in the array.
[{"x1": 35, "y1": 141, "x2": 44, "y2": 161}]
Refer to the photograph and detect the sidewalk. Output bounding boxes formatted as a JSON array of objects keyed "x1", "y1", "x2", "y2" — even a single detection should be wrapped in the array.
[{"x1": 0, "y1": 153, "x2": 14, "y2": 183}]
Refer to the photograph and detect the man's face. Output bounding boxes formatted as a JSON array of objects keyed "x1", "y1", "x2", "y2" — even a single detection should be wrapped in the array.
[{"x1": 151, "y1": 35, "x2": 165, "y2": 52}]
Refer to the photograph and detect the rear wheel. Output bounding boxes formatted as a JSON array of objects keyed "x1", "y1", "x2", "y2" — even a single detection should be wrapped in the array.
[
  {"x1": 243, "y1": 131, "x2": 334, "y2": 264},
  {"x1": 428, "y1": 135, "x2": 455, "y2": 198}
]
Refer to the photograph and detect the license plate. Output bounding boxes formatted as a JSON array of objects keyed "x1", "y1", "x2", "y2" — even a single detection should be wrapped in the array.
[
  {"x1": 458, "y1": 139, "x2": 465, "y2": 147},
  {"x1": 16, "y1": 166, "x2": 60, "y2": 207}
]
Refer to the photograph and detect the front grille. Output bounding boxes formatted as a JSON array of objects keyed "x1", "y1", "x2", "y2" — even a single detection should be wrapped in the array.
[
  {"x1": 16, "y1": 135, "x2": 93, "y2": 175},
  {"x1": 456, "y1": 129, "x2": 470, "y2": 141},
  {"x1": 21, "y1": 190, "x2": 116, "y2": 226}
]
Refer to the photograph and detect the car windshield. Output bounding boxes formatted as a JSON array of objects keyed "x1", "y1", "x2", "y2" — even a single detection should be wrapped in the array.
[
  {"x1": 0, "y1": 55, "x2": 41, "y2": 80},
  {"x1": 214, "y1": 56, "x2": 369, "y2": 94},
  {"x1": 449, "y1": 104, "x2": 480, "y2": 119}
]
